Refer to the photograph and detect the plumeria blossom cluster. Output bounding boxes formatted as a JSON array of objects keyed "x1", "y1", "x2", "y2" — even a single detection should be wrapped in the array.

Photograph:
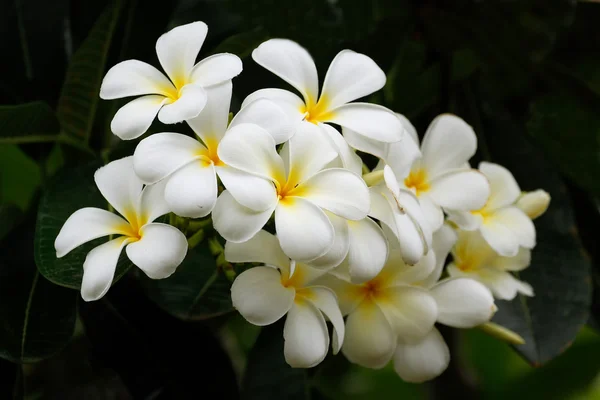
[{"x1": 54, "y1": 22, "x2": 551, "y2": 382}]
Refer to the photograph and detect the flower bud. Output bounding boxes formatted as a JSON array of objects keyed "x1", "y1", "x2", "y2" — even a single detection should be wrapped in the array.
[{"x1": 516, "y1": 190, "x2": 550, "y2": 220}]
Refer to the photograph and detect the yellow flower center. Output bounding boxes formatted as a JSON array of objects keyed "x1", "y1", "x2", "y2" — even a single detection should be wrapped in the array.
[
  {"x1": 300, "y1": 96, "x2": 334, "y2": 124},
  {"x1": 404, "y1": 168, "x2": 430, "y2": 195},
  {"x1": 196, "y1": 136, "x2": 224, "y2": 167},
  {"x1": 119, "y1": 208, "x2": 148, "y2": 243},
  {"x1": 281, "y1": 263, "x2": 306, "y2": 288}
]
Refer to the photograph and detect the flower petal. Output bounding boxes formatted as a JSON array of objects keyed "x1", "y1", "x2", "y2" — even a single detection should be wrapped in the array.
[
  {"x1": 480, "y1": 215, "x2": 521, "y2": 257},
  {"x1": 240, "y1": 88, "x2": 306, "y2": 122},
  {"x1": 420, "y1": 224, "x2": 458, "y2": 288},
  {"x1": 397, "y1": 113, "x2": 419, "y2": 144},
  {"x1": 224, "y1": 230, "x2": 290, "y2": 269},
  {"x1": 427, "y1": 169, "x2": 490, "y2": 211},
  {"x1": 516, "y1": 190, "x2": 550, "y2": 220},
  {"x1": 231, "y1": 266, "x2": 295, "y2": 326},
  {"x1": 139, "y1": 179, "x2": 170, "y2": 223},
  {"x1": 392, "y1": 248, "x2": 436, "y2": 285},
  {"x1": 189, "y1": 53, "x2": 243, "y2": 87},
  {"x1": 284, "y1": 299, "x2": 329, "y2": 368},
  {"x1": 419, "y1": 195, "x2": 444, "y2": 232},
  {"x1": 94, "y1": 157, "x2": 143, "y2": 220},
  {"x1": 492, "y1": 247, "x2": 531, "y2": 272},
  {"x1": 320, "y1": 50, "x2": 386, "y2": 109},
  {"x1": 157, "y1": 84, "x2": 207, "y2": 124},
  {"x1": 327, "y1": 103, "x2": 404, "y2": 143},
  {"x1": 479, "y1": 162, "x2": 521, "y2": 211},
  {"x1": 252, "y1": 39, "x2": 319, "y2": 104},
  {"x1": 342, "y1": 300, "x2": 396, "y2": 368},
  {"x1": 431, "y1": 278, "x2": 495, "y2": 328},
  {"x1": 447, "y1": 265, "x2": 533, "y2": 300},
  {"x1": 229, "y1": 98, "x2": 293, "y2": 144},
  {"x1": 321, "y1": 123, "x2": 363, "y2": 175},
  {"x1": 393, "y1": 328, "x2": 450, "y2": 383},
  {"x1": 212, "y1": 190, "x2": 276, "y2": 243},
  {"x1": 492, "y1": 207, "x2": 536, "y2": 249},
  {"x1": 347, "y1": 218, "x2": 388, "y2": 283},
  {"x1": 55, "y1": 208, "x2": 131, "y2": 258},
  {"x1": 308, "y1": 213, "x2": 350, "y2": 270},
  {"x1": 125, "y1": 223, "x2": 188, "y2": 279},
  {"x1": 81, "y1": 236, "x2": 131, "y2": 302},
  {"x1": 299, "y1": 168, "x2": 369, "y2": 220},
  {"x1": 275, "y1": 197, "x2": 334, "y2": 262},
  {"x1": 99, "y1": 60, "x2": 174, "y2": 99},
  {"x1": 302, "y1": 286, "x2": 345, "y2": 354},
  {"x1": 216, "y1": 166, "x2": 278, "y2": 212},
  {"x1": 111, "y1": 95, "x2": 168, "y2": 140},
  {"x1": 420, "y1": 114, "x2": 477, "y2": 178},
  {"x1": 395, "y1": 190, "x2": 431, "y2": 265},
  {"x1": 377, "y1": 286, "x2": 438, "y2": 340},
  {"x1": 164, "y1": 161, "x2": 217, "y2": 218},
  {"x1": 186, "y1": 81, "x2": 232, "y2": 145},
  {"x1": 133, "y1": 132, "x2": 204, "y2": 184},
  {"x1": 446, "y1": 210, "x2": 482, "y2": 231},
  {"x1": 155, "y1": 21, "x2": 208, "y2": 87}
]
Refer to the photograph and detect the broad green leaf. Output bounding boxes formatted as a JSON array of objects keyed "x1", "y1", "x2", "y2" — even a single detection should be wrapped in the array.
[
  {"x1": 0, "y1": 145, "x2": 41, "y2": 211},
  {"x1": 0, "y1": 215, "x2": 77, "y2": 363},
  {"x1": 56, "y1": 0, "x2": 122, "y2": 144},
  {"x1": 0, "y1": 102, "x2": 60, "y2": 144},
  {"x1": 242, "y1": 322, "x2": 309, "y2": 400},
  {"x1": 34, "y1": 161, "x2": 133, "y2": 290},
  {"x1": 140, "y1": 242, "x2": 234, "y2": 320}
]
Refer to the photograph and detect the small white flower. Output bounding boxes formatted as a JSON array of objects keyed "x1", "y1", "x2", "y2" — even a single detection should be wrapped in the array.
[
  {"x1": 447, "y1": 229, "x2": 533, "y2": 300},
  {"x1": 213, "y1": 122, "x2": 370, "y2": 263},
  {"x1": 100, "y1": 21, "x2": 242, "y2": 139},
  {"x1": 54, "y1": 157, "x2": 188, "y2": 302},
  {"x1": 447, "y1": 162, "x2": 536, "y2": 257},
  {"x1": 226, "y1": 231, "x2": 344, "y2": 368},
  {"x1": 516, "y1": 189, "x2": 551, "y2": 220},
  {"x1": 132, "y1": 81, "x2": 292, "y2": 218}
]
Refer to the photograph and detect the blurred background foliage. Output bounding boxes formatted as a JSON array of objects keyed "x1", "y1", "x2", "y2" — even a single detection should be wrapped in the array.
[{"x1": 0, "y1": 0, "x2": 599, "y2": 398}]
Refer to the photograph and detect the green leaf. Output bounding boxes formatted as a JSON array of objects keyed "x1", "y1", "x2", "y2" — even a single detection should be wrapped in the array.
[
  {"x1": 0, "y1": 145, "x2": 41, "y2": 211},
  {"x1": 34, "y1": 160, "x2": 133, "y2": 289},
  {"x1": 0, "y1": 215, "x2": 77, "y2": 363},
  {"x1": 56, "y1": 0, "x2": 123, "y2": 144},
  {"x1": 242, "y1": 322, "x2": 310, "y2": 400},
  {"x1": 140, "y1": 242, "x2": 234, "y2": 320},
  {"x1": 0, "y1": 102, "x2": 60, "y2": 144}
]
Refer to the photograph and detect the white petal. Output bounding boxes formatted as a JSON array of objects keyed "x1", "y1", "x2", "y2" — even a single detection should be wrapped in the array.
[
  {"x1": 230, "y1": 98, "x2": 294, "y2": 144},
  {"x1": 446, "y1": 210, "x2": 482, "y2": 231},
  {"x1": 320, "y1": 50, "x2": 385, "y2": 109},
  {"x1": 94, "y1": 157, "x2": 143, "y2": 221},
  {"x1": 189, "y1": 53, "x2": 243, "y2": 86},
  {"x1": 447, "y1": 265, "x2": 531, "y2": 300},
  {"x1": 327, "y1": 103, "x2": 404, "y2": 143},
  {"x1": 252, "y1": 39, "x2": 319, "y2": 104},
  {"x1": 133, "y1": 132, "x2": 204, "y2": 184},
  {"x1": 231, "y1": 266, "x2": 295, "y2": 325},
  {"x1": 302, "y1": 286, "x2": 345, "y2": 354},
  {"x1": 275, "y1": 197, "x2": 334, "y2": 262},
  {"x1": 55, "y1": 208, "x2": 131, "y2": 258},
  {"x1": 216, "y1": 166, "x2": 278, "y2": 212},
  {"x1": 516, "y1": 190, "x2": 550, "y2": 220},
  {"x1": 284, "y1": 300, "x2": 329, "y2": 368},
  {"x1": 186, "y1": 81, "x2": 232, "y2": 145},
  {"x1": 240, "y1": 88, "x2": 306, "y2": 122},
  {"x1": 347, "y1": 218, "x2": 388, "y2": 283},
  {"x1": 212, "y1": 190, "x2": 276, "y2": 243},
  {"x1": 81, "y1": 237, "x2": 131, "y2": 302},
  {"x1": 492, "y1": 247, "x2": 531, "y2": 272},
  {"x1": 420, "y1": 224, "x2": 458, "y2": 288},
  {"x1": 299, "y1": 168, "x2": 369, "y2": 220},
  {"x1": 383, "y1": 164, "x2": 401, "y2": 197},
  {"x1": 419, "y1": 195, "x2": 444, "y2": 232},
  {"x1": 224, "y1": 230, "x2": 290, "y2": 269},
  {"x1": 110, "y1": 95, "x2": 168, "y2": 140},
  {"x1": 491, "y1": 207, "x2": 536, "y2": 249},
  {"x1": 138, "y1": 179, "x2": 171, "y2": 223},
  {"x1": 393, "y1": 328, "x2": 450, "y2": 383},
  {"x1": 342, "y1": 300, "x2": 396, "y2": 368},
  {"x1": 431, "y1": 278, "x2": 495, "y2": 328},
  {"x1": 157, "y1": 84, "x2": 207, "y2": 124},
  {"x1": 321, "y1": 124, "x2": 363, "y2": 175},
  {"x1": 308, "y1": 213, "x2": 350, "y2": 270},
  {"x1": 377, "y1": 286, "x2": 438, "y2": 340},
  {"x1": 396, "y1": 113, "x2": 419, "y2": 144},
  {"x1": 99, "y1": 60, "x2": 175, "y2": 99},
  {"x1": 155, "y1": 21, "x2": 208, "y2": 87},
  {"x1": 479, "y1": 162, "x2": 521, "y2": 211},
  {"x1": 392, "y1": 248, "x2": 436, "y2": 285},
  {"x1": 164, "y1": 162, "x2": 217, "y2": 218},
  {"x1": 480, "y1": 215, "x2": 521, "y2": 257},
  {"x1": 217, "y1": 123, "x2": 284, "y2": 181},
  {"x1": 315, "y1": 273, "x2": 366, "y2": 315},
  {"x1": 427, "y1": 170, "x2": 490, "y2": 211},
  {"x1": 395, "y1": 190, "x2": 431, "y2": 265},
  {"x1": 420, "y1": 114, "x2": 477, "y2": 177}
]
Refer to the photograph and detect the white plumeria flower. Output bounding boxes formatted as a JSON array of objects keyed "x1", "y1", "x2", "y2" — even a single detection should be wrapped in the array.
[
  {"x1": 345, "y1": 114, "x2": 490, "y2": 232},
  {"x1": 447, "y1": 229, "x2": 533, "y2": 300},
  {"x1": 225, "y1": 231, "x2": 344, "y2": 368},
  {"x1": 447, "y1": 162, "x2": 536, "y2": 257},
  {"x1": 99, "y1": 21, "x2": 242, "y2": 140},
  {"x1": 213, "y1": 121, "x2": 370, "y2": 263},
  {"x1": 516, "y1": 189, "x2": 551, "y2": 220},
  {"x1": 392, "y1": 225, "x2": 496, "y2": 383},
  {"x1": 132, "y1": 81, "x2": 292, "y2": 218},
  {"x1": 54, "y1": 157, "x2": 188, "y2": 302},
  {"x1": 243, "y1": 39, "x2": 405, "y2": 168}
]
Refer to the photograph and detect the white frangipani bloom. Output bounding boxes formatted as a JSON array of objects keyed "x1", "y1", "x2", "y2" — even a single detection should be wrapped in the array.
[
  {"x1": 346, "y1": 114, "x2": 491, "y2": 232},
  {"x1": 516, "y1": 189, "x2": 551, "y2": 220},
  {"x1": 100, "y1": 21, "x2": 242, "y2": 140},
  {"x1": 54, "y1": 157, "x2": 188, "y2": 302},
  {"x1": 447, "y1": 162, "x2": 536, "y2": 257},
  {"x1": 447, "y1": 229, "x2": 533, "y2": 300},
  {"x1": 213, "y1": 121, "x2": 370, "y2": 263},
  {"x1": 226, "y1": 231, "x2": 344, "y2": 368},
  {"x1": 132, "y1": 81, "x2": 292, "y2": 218}
]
